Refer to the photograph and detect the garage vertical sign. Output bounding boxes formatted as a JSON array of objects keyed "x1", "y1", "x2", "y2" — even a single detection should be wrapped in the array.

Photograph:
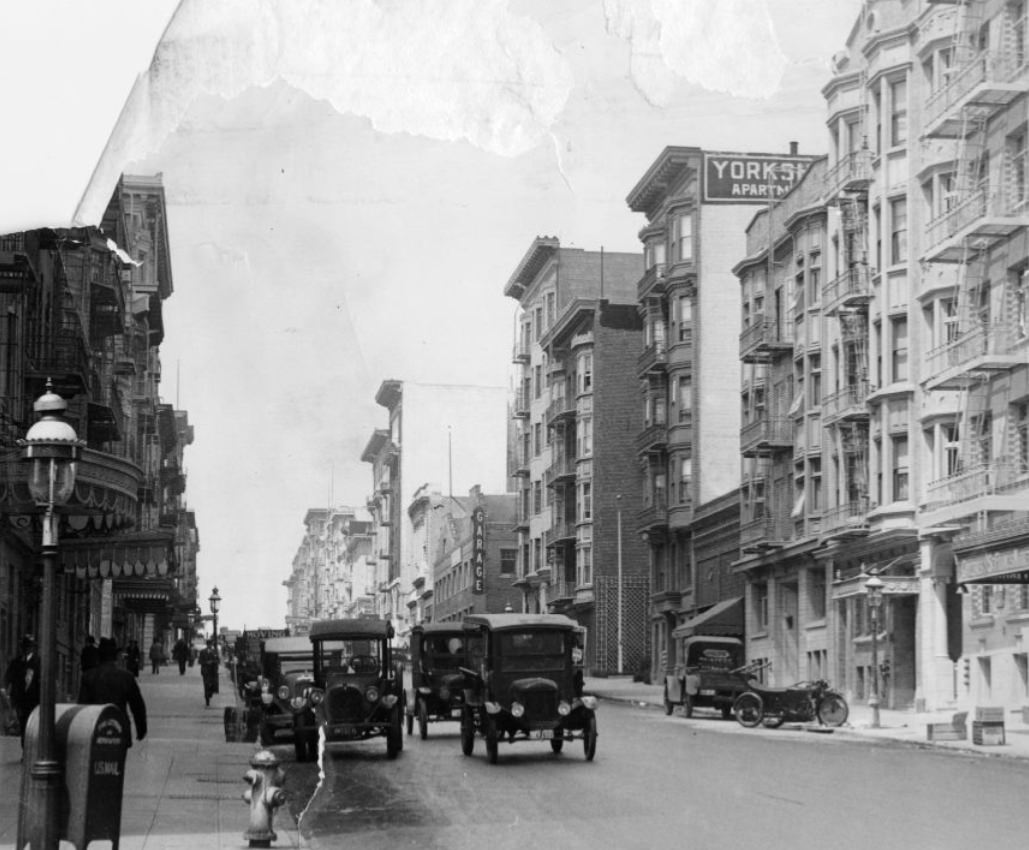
[{"x1": 472, "y1": 506, "x2": 485, "y2": 594}]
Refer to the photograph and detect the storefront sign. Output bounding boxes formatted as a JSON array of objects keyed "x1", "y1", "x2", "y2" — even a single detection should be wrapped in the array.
[
  {"x1": 702, "y1": 153, "x2": 811, "y2": 203},
  {"x1": 956, "y1": 546, "x2": 1029, "y2": 584},
  {"x1": 472, "y1": 507, "x2": 485, "y2": 594}
]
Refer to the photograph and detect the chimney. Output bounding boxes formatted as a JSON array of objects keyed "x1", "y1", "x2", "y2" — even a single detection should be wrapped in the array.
[{"x1": 789, "y1": 141, "x2": 799, "y2": 156}]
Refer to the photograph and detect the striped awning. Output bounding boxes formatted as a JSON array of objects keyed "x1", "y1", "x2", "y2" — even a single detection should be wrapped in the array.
[{"x1": 59, "y1": 532, "x2": 175, "y2": 580}]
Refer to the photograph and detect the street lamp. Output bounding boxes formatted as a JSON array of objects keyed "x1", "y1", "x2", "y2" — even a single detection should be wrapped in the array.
[
  {"x1": 209, "y1": 586, "x2": 221, "y2": 650},
  {"x1": 616, "y1": 494, "x2": 623, "y2": 675},
  {"x1": 18, "y1": 381, "x2": 83, "y2": 850},
  {"x1": 864, "y1": 571, "x2": 885, "y2": 729}
]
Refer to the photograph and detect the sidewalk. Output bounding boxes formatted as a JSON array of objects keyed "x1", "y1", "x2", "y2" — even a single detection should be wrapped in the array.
[
  {"x1": 0, "y1": 660, "x2": 308, "y2": 850},
  {"x1": 584, "y1": 675, "x2": 1029, "y2": 758}
]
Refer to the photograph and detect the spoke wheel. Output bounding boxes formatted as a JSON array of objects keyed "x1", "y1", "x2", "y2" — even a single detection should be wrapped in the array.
[
  {"x1": 418, "y1": 697, "x2": 429, "y2": 740},
  {"x1": 733, "y1": 692, "x2": 764, "y2": 728},
  {"x1": 817, "y1": 693, "x2": 850, "y2": 727},
  {"x1": 460, "y1": 708, "x2": 475, "y2": 756},
  {"x1": 583, "y1": 714, "x2": 597, "y2": 761}
]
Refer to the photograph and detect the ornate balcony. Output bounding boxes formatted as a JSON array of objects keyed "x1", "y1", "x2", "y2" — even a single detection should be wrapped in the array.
[
  {"x1": 923, "y1": 188, "x2": 1029, "y2": 263},
  {"x1": 820, "y1": 499, "x2": 870, "y2": 540},
  {"x1": 544, "y1": 520, "x2": 576, "y2": 549},
  {"x1": 822, "y1": 266, "x2": 871, "y2": 315},
  {"x1": 740, "y1": 319, "x2": 794, "y2": 363},
  {"x1": 739, "y1": 513, "x2": 790, "y2": 553},
  {"x1": 826, "y1": 148, "x2": 872, "y2": 197},
  {"x1": 512, "y1": 388, "x2": 531, "y2": 419},
  {"x1": 637, "y1": 263, "x2": 668, "y2": 301},
  {"x1": 637, "y1": 340, "x2": 668, "y2": 375},
  {"x1": 924, "y1": 459, "x2": 1025, "y2": 512},
  {"x1": 512, "y1": 340, "x2": 531, "y2": 364},
  {"x1": 636, "y1": 491, "x2": 668, "y2": 536},
  {"x1": 822, "y1": 381, "x2": 870, "y2": 424},
  {"x1": 741, "y1": 414, "x2": 792, "y2": 457},
  {"x1": 923, "y1": 50, "x2": 1029, "y2": 138},
  {"x1": 635, "y1": 421, "x2": 669, "y2": 456},
  {"x1": 543, "y1": 453, "x2": 576, "y2": 487},
  {"x1": 545, "y1": 394, "x2": 575, "y2": 427},
  {"x1": 923, "y1": 322, "x2": 1025, "y2": 390}
]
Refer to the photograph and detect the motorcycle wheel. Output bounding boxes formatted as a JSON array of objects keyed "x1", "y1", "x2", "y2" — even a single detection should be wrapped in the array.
[
  {"x1": 817, "y1": 692, "x2": 850, "y2": 727},
  {"x1": 733, "y1": 692, "x2": 764, "y2": 728}
]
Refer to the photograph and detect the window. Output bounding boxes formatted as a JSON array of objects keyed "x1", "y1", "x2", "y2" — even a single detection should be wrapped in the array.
[
  {"x1": 545, "y1": 291, "x2": 556, "y2": 328},
  {"x1": 943, "y1": 421, "x2": 961, "y2": 477},
  {"x1": 578, "y1": 352, "x2": 592, "y2": 394},
  {"x1": 1014, "y1": 269, "x2": 1028, "y2": 336},
  {"x1": 891, "y1": 317, "x2": 908, "y2": 382},
  {"x1": 579, "y1": 481, "x2": 592, "y2": 522},
  {"x1": 1010, "y1": 126, "x2": 1028, "y2": 207},
  {"x1": 809, "y1": 457, "x2": 823, "y2": 512},
  {"x1": 889, "y1": 77, "x2": 907, "y2": 146},
  {"x1": 532, "y1": 481, "x2": 542, "y2": 515},
  {"x1": 1016, "y1": 402, "x2": 1029, "y2": 473},
  {"x1": 533, "y1": 423, "x2": 541, "y2": 456},
  {"x1": 678, "y1": 456, "x2": 692, "y2": 504},
  {"x1": 809, "y1": 355, "x2": 822, "y2": 406},
  {"x1": 809, "y1": 569, "x2": 827, "y2": 620},
  {"x1": 754, "y1": 583, "x2": 769, "y2": 631},
  {"x1": 941, "y1": 297, "x2": 960, "y2": 343},
  {"x1": 577, "y1": 545, "x2": 592, "y2": 587},
  {"x1": 676, "y1": 211, "x2": 694, "y2": 262},
  {"x1": 678, "y1": 374, "x2": 692, "y2": 421},
  {"x1": 533, "y1": 307, "x2": 542, "y2": 341},
  {"x1": 500, "y1": 549, "x2": 516, "y2": 575},
  {"x1": 678, "y1": 295, "x2": 692, "y2": 342},
  {"x1": 645, "y1": 240, "x2": 667, "y2": 270},
  {"x1": 890, "y1": 198, "x2": 907, "y2": 264},
  {"x1": 534, "y1": 365, "x2": 542, "y2": 399},
  {"x1": 577, "y1": 416, "x2": 593, "y2": 456},
  {"x1": 533, "y1": 538, "x2": 542, "y2": 573},
  {"x1": 892, "y1": 435, "x2": 909, "y2": 501}
]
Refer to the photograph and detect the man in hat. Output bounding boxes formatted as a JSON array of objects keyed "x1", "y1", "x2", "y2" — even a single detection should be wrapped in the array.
[
  {"x1": 3, "y1": 635, "x2": 41, "y2": 748},
  {"x1": 78, "y1": 638, "x2": 148, "y2": 746}
]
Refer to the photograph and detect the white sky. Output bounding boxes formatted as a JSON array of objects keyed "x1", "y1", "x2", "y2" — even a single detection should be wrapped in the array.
[{"x1": 1, "y1": 0, "x2": 861, "y2": 630}]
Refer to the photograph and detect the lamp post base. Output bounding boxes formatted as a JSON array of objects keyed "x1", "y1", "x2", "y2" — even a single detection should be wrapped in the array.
[{"x1": 19, "y1": 758, "x2": 63, "y2": 850}]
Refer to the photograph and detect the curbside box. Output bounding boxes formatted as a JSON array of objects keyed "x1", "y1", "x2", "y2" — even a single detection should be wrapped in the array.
[{"x1": 926, "y1": 711, "x2": 967, "y2": 742}]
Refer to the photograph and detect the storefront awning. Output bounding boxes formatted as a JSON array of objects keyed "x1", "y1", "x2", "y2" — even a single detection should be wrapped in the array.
[
  {"x1": 672, "y1": 596, "x2": 744, "y2": 639},
  {"x1": 59, "y1": 531, "x2": 175, "y2": 580}
]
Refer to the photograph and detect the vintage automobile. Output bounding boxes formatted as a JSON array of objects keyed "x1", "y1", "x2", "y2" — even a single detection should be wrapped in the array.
[
  {"x1": 296, "y1": 618, "x2": 405, "y2": 761},
  {"x1": 406, "y1": 622, "x2": 467, "y2": 739},
  {"x1": 251, "y1": 636, "x2": 316, "y2": 751},
  {"x1": 663, "y1": 635, "x2": 748, "y2": 719},
  {"x1": 460, "y1": 613, "x2": 597, "y2": 764}
]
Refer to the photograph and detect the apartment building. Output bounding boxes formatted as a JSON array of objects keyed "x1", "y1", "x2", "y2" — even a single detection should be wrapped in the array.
[
  {"x1": 361, "y1": 380, "x2": 509, "y2": 640},
  {"x1": 505, "y1": 238, "x2": 650, "y2": 675},
  {"x1": 626, "y1": 145, "x2": 814, "y2": 680}
]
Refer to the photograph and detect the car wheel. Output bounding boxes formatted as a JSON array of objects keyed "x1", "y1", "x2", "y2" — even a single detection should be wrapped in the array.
[
  {"x1": 485, "y1": 716, "x2": 499, "y2": 765},
  {"x1": 683, "y1": 694, "x2": 694, "y2": 719},
  {"x1": 418, "y1": 697, "x2": 429, "y2": 740},
  {"x1": 386, "y1": 707, "x2": 402, "y2": 759},
  {"x1": 663, "y1": 687, "x2": 674, "y2": 716},
  {"x1": 733, "y1": 692, "x2": 764, "y2": 728},
  {"x1": 550, "y1": 735, "x2": 564, "y2": 754},
  {"x1": 583, "y1": 714, "x2": 597, "y2": 761},
  {"x1": 460, "y1": 707, "x2": 475, "y2": 756}
]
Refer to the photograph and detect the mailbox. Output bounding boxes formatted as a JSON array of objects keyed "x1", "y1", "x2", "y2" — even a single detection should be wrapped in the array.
[{"x1": 19, "y1": 703, "x2": 129, "y2": 850}]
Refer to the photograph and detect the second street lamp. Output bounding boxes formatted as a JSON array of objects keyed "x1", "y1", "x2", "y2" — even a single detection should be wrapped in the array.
[
  {"x1": 209, "y1": 586, "x2": 221, "y2": 652},
  {"x1": 18, "y1": 381, "x2": 83, "y2": 850},
  {"x1": 865, "y1": 572, "x2": 885, "y2": 730}
]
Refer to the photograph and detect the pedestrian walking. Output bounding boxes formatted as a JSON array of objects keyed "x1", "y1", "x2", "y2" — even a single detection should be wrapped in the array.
[
  {"x1": 126, "y1": 640, "x2": 142, "y2": 678},
  {"x1": 198, "y1": 640, "x2": 220, "y2": 707},
  {"x1": 78, "y1": 638, "x2": 147, "y2": 747},
  {"x1": 80, "y1": 635, "x2": 99, "y2": 673},
  {"x1": 172, "y1": 637, "x2": 189, "y2": 675},
  {"x1": 3, "y1": 635, "x2": 41, "y2": 749},
  {"x1": 149, "y1": 638, "x2": 164, "y2": 674}
]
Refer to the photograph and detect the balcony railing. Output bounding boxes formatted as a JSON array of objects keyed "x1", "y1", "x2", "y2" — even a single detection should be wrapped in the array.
[
  {"x1": 512, "y1": 340, "x2": 531, "y2": 363},
  {"x1": 512, "y1": 388, "x2": 531, "y2": 418},
  {"x1": 924, "y1": 187, "x2": 1029, "y2": 260},
  {"x1": 924, "y1": 459, "x2": 1024, "y2": 509},
  {"x1": 543, "y1": 453, "x2": 576, "y2": 487},
  {"x1": 822, "y1": 380, "x2": 870, "y2": 424},
  {"x1": 635, "y1": 420, "x2": 668, "y2": 455},
  {"x1": 636, "y1": 491, "x2": 668, "y2": 532},
  {"x1": 544, "y1": 520, "x2": 576, "y2": 548},
  {"x1": 822, "y1": 266, "x2": 871, "y2": 314},
  {"x1": 826, "y1": 148, "x2": 872, "y2": 196},
  {"x1": 739, "y1": 513, "x2": 790, "y2": 551},
  {"x1": 924, "y1": 321, "x2": 1024, "y2": 382},
  {"x1": 821, "y1": 499, "x2": 870, "y2": 536},
  {"x1": 740, "y1": 319, "x2": 794, "y2": 362},
  {"x1": 924, "y1": 50, "x2": 1028, "y2": 134},
  {"x1": 637, "y1": 262, "x2": 667, "y2": 300},
  {"x1": 545, "y1": 394, "x2": 575, "y2": 426},
  {"x1": 741, "y1": 415, "x2": 792, "y2": 456},
  {"x1": 637, "y1": 340, "x2": 668, "y2": 374}
]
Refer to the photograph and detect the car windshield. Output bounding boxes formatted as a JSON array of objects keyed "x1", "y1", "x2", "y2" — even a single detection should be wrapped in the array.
[
  {"x1": 496, "y1": 630, "x2": 566, "y2": 673},
  {"x1": 423, "y1": 635, "x2": 464, "y2": 669},
  {"x1": 316, "y1": 638, "x2": 383, "y2": 675},
  {"x1": 686, "y1": 644, "x2": 742, "y2": 671},
  {"x1": 277, "y1": 653, "x2": 313, "y2": 675}
]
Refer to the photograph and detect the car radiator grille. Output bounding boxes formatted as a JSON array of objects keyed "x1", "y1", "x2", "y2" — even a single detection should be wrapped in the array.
[
  {"x1": 327, "y1": 686, "x2": 364, "y2": 722},
  {"x1": 523, "y1": 690, "x2": 557, "y2": 721}
]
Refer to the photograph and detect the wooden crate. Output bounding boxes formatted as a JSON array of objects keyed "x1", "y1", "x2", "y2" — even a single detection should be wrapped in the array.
[
  {"x1": 926, "y1": 711, "x2": 967, "y2": 742},
  {"x1": 972, "y1": 721, "x2": 1005, "y2": 746},
  {"x1": 974, "y1": 706, "x2": 1004, "y2": 723}
]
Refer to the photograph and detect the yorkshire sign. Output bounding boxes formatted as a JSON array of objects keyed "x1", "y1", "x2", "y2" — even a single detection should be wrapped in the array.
[{"x1": 703, "y1": 153, "x2": 812, "y2": 203}]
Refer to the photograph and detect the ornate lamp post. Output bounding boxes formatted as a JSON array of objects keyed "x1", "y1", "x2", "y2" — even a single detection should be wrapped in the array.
[
  {"x1": 865, "y1": 572, "x2": 885, "y2": 729},
  {"x1": 209, "y1": 586, "x2": 222, "y2": 649},
  {"x1": 18, "y1": 382, "x2": 83, "y2": 850}
]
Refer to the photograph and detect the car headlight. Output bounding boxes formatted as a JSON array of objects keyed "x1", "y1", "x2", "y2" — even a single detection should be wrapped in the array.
[
  {"x1": 290, "y1": 696, "x2": 305, "y2": 710},
  {"x1": 581, "y1": 695, "x2": 598, "y2": 710},
  {"x1": 308, "y1": 688, "x2": 324, "y2": 705},
  {"x1": 381, "y1": 694, "x2": 398, "y2": 709},
  {"x1": 557, "y1": 701, "x2": 571, "y2": 716},
  {"x1": 261, "y1": 692, "x2": 273, "y2": 705},
  {"x1": 365, "y1": 686, "x2": 380, "y2": 703},
  {"x1": 511, "y1": 702, "x2": 525, "y2": 718},
  {"x1": 260, "y1": 677, "x2": 271, "y2": 690},
  {"x1": 245, "y1": 681, "x2": 259, "y2": 692},
  {"x1": 485, "y1": 701, "x2": 501, "y2": 715},
  {"x1": 277, "y1": 685, "x2": 290, "y2": 700}
]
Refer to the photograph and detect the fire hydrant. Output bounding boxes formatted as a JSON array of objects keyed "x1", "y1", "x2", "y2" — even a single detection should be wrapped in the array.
[{"x1": 242, "y1": 749, "x2": 287, "y2": 848}]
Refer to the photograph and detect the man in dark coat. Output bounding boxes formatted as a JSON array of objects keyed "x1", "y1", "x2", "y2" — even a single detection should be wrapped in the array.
[
  {"x1": 78, "y1": 638, "x2": 148, "y2": 746},
  {"x1": 198, "y1": 640, "x2": 220, "y2": 707},
  {"x1": 3, "y1": 635, "x2": 40, "y2": 748},
  {"x1": 80, "y1": 636, "x2": 99, "y2": 672},
  {"x1": 171, "y1": 637, "x2": 190, "y2": 675}
]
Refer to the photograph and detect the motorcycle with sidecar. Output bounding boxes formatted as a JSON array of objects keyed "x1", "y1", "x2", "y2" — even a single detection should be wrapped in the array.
[{"x1": 732, "y1": 676, "x2": 849, "y2": 729}]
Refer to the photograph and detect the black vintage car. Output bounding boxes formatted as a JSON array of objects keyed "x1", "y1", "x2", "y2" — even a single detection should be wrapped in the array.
[
  {"x1": 299, "y1": 618, "x2": 405, "y2": 760},
  {"x1": 406, "y1": 622, "x2": 466, "y2": 739},
  {"x1": 254, "y1": 636, "x2": 317, "y2": 753},
  {"x1": 663, "y1": 636, "x2": 748, "y2": 719},
  {"x1": 460, "y1": 613, "x2": 597, "y2": 764}
]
